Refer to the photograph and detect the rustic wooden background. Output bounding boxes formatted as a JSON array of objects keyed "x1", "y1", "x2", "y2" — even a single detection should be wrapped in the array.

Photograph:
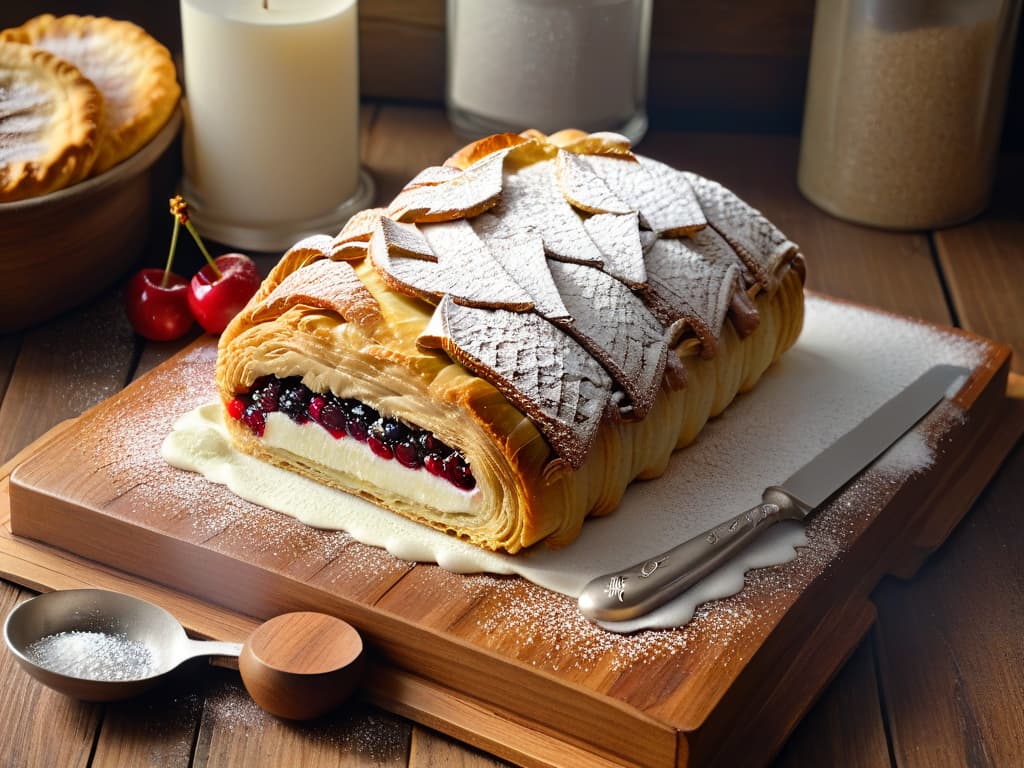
[
  {"x1": 2, "y1": 2, "x2": 1023, "y2": 765},
  {"x1": 2, "y1": 0, "x2": 1021, "y2": 146}
]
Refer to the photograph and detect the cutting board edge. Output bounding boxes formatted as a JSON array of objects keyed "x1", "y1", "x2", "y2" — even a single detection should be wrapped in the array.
[
  {"x1": 5, "y1": 469, "x2": 681, "y2": 768},
  {"x1": 3, "y1": 297, "x2": 1018, "y2": 768},
  {"x1": 365, "y1": 663, "x2": 675, "y2": 768}
]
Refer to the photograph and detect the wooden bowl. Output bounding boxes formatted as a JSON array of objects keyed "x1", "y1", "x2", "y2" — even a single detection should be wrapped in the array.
[{"x1": 0, "y1": 109, "x2": 181, "y2": 333}]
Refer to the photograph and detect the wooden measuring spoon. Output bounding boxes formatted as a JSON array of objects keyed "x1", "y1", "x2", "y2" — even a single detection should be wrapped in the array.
[
  {"x1": 239, "y1": 611, "x2": 363, "y2": 720},
  {"x1": 3, "y1": 589, "x2": 363, "y2": 720}
]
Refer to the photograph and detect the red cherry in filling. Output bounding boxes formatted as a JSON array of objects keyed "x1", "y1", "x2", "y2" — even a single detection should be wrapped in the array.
[
  {"x1": 242, "y1": 404, "x2": 266, "y2": 436},
  {"x1": 394, "y1": 441, "x2": 421, "y2": 469},
  {"x1": 443, "y1": 453, "x2": 476, "y2": 490},
  {"x1": 307, "y1": 395, "x2": 326, "y2": 423},
  {"x1": 423, "y1": 453, "x2": 445, "y2": 477},
  {"x1": 318, "y1": 401, "x2": 347, "y2": 433},
  {"x1": 124, "y1": 268, "x2": 193, "y2": 341},
  {"x1": 227, "y1": 397, "x2": 246, "y2": 421},
  {"x1": 188, "y1": 253, "x2": 261, "y2": 334},
  {"x1": 347, "y1": 418, "x2": 369, "y2": 442},
  {"x1": 367, "y1": 435, "x2": 394, "y2": 460}
]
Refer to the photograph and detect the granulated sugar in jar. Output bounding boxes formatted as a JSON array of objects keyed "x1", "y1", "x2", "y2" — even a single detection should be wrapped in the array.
[
  {"x1": 446, "y1": 0, "x2": 651, "y2": 143},
  {"x1": 798, "y1": 0, "x2": 1021, "y2": 230}
]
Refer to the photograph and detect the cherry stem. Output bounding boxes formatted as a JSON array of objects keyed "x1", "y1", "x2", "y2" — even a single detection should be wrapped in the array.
[
  {"x1": 183, "y1": 219, "x2": 222, "y2": 279},
  {"x1": 161, "y1": 217, "x2": 181, "y2": 288}
]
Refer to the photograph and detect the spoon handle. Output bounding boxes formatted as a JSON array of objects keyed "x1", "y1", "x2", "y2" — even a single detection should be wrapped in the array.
[{"x1": 183, "y1": 638, "x2": 244, "y2": 662}]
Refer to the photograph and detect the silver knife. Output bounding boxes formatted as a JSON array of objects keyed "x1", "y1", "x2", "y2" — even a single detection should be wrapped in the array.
[{"x1": 577, "y1": 364, "x2": 970, "y2": 623}]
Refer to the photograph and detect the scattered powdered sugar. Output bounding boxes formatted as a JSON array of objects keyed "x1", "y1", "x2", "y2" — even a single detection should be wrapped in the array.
[
  {"x1": 82, "y1": 344, "x2": 220, "y2": 484},
  {"x1": 73, "y1": 297, "x2": 990, "y2": 672},
  {"x1": 25, "y1": 630, "x2": 156, "y2": 681},
  {"x1": 163, "y1": 297, "x2": 987, "y2": 636},
  {"x1": 201, "y1": 677, "x2": 409, "y2": 760},
  {"x1": 59, "y1": 293, "x2": 138, "y2": 412}
]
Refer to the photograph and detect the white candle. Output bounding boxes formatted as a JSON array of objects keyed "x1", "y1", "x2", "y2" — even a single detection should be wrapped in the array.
[{"x1": 181, "y1": 0, "x2": 360, "y2": 231}]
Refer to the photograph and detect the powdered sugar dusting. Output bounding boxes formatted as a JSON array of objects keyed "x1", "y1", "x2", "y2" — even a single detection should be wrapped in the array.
[
  {"x1": 201, "y1": 676, "x2": 409, "y2": 759},
  {"x1": 156, "y1": 299, "x2": 989, "y2": 641},
  {"x1": 64, "y1": 295, "x2": 992, "y2": 677}
]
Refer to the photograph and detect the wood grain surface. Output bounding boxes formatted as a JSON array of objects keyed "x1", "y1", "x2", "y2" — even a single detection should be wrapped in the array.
[
  {"x1": 3, "y1": 0, "x2": 1021, "y2": 144},
  {"x1": 0, "y1": 106, "x2": 1022, "y2": 767}
]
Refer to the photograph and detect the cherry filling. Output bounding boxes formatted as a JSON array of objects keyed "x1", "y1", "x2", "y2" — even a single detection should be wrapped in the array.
[{"x1": 227, "y1": 376, "x2": 476, "y2": 491}]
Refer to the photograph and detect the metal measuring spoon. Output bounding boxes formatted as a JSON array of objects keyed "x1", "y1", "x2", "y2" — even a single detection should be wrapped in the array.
[{"x1": 3, "y1": 589, "x2": 363, "y2": 720}]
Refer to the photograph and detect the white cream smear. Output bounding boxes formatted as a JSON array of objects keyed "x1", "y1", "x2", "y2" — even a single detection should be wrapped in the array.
[
  {"x1": 162, "y1": 297, "x2": 984, "y2": 632},
  {"x1": 262, "y1": 412, "x2": 482, "y2": 516}
]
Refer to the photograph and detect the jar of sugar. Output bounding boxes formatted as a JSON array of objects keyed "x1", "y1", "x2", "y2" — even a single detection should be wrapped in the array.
[
  {"x1": 798, "y1": 0, "x2": 1021, "y2": 229},
  {"x1": 446, "y1": 0, "x2": 652, "y2": 143}
]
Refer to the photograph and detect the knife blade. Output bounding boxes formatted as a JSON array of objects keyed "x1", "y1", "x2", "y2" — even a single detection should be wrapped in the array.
[{"x1": 577, "y1": 364, "x2": 970, "y2": 623}]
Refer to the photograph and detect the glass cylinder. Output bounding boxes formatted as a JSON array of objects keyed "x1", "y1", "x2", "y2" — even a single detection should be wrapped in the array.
[
  {"x1": 798, "y1": 0, "x2": 1021, "y2": 230},
  {"x1": 446, "y1": 0, "x2": 652, "y2": 144},
  {"x1": 179, "y1": 0, "x2": 374, "y2": 251}
]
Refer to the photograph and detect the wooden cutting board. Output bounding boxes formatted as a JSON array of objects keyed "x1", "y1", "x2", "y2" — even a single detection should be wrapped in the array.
[{"x1": 2, "y1": 297, "x2": 1020, "y2": 768}]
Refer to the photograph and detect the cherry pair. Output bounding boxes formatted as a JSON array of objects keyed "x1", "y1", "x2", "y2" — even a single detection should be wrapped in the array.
[{"x1": 125, "y1": 196, "x2": 260, "y2": 341}]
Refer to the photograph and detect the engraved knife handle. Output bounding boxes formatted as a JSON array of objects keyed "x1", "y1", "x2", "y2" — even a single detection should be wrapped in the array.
[{"x1": 577, "y1": 488, "x2": 806, "y2": 623}]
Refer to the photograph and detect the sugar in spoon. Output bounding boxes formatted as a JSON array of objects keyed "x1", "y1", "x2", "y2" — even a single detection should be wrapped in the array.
[{"x1": 3, "y1": 588, "x2": 363, "y2": 720}]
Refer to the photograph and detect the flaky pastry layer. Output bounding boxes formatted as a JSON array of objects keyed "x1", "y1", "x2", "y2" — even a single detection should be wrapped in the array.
[
  {"x1": 218, "y1": 253, "x2": 803, "y2": 553},
  {"x1": 216, "y1": 131, "x2": 805, "y2": 552}
]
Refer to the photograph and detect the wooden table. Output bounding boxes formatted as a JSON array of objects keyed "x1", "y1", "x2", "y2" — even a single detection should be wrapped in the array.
[{"x1": 1, "y1": 107, "x2": 1021, "y2": 768}]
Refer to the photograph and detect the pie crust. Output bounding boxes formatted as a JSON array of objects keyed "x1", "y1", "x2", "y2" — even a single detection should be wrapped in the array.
[
  {"x1": 2, "y1": 14, "x2": 180, "y2": 174},
  {"x1": 0, "y1": 41, "x2": 102, "y2": 202}
]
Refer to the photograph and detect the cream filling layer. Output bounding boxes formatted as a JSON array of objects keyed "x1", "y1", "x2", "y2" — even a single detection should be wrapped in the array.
[{"x1": 262, "y1": 412, "x2": 483, "y2": 516}]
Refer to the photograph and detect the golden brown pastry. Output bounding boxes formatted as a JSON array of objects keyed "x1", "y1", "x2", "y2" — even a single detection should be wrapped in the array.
[
  {"x1": 0, "y1": 41, "x2": 102, "y2": 202},
  {"x1": 216, "y1": 131, "x2": 806, "y2": 553},
  {"x1": 1, "y1": 14, "x2": 180, "y2": 173}
]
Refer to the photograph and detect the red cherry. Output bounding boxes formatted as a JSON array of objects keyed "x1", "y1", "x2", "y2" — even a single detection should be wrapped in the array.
[
  {"x1": 424, "y1": 453, "x2": 446, "y2": 477},
  {"x1": 124, "y1": 268, "x2": 193, "y2": 341},
  {"x1": 226, "y1": 397, "x2": 247, "y2": 420},
  {"x1": 187, "y1": 253, "x2": 261, "y2": 334},
  {"x1": 367, "y1": 435, "x2": 394, "y2": 460},
  {"x1": 394, "y1": 441, "x2": 421, "y2": 468}
]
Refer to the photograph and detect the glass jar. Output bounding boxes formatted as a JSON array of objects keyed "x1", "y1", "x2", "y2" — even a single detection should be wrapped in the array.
[
  {"x1": 446, "y1": 0, "x2": 652, "y2": 144},
  {"x1": 798, "y1": 0, "x2": 1021, "y2": 229}
]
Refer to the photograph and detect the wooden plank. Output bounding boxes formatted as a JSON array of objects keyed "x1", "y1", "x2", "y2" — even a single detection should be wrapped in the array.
[
  {"x1": 367, "y1": 665, "x2": 660, "y2": 768},
  {"x1": 889, "y1": 395, "x2": 1024, "y2": 578},
  {"x1": 192, "y1": 671, "x2": 413, "y2": 768},
  {"x1": 0, "y1": 334, "x2": 20, "y2": 404},
  {"x1": 0, "y1": 583, "x2": 103, "y2": 768},
  {"x1": 873, "y1": 440, "x2": 1024, "y2": 768},
  {"x1": 0, "y1": 290, "x2": 138, "y2": 465},
  {"x1": 90, "y1": 674, "x2": 202, "y2": 768},
  {"x1": 699, "y1": 594, "x2": 877, "y2": 767},
  {"x1": 363, "y1": 106, "x2": 463, "y2": 204},
  {"x1": 936, "y1": 153, "x2": 1024, "y2": 387},
  {"x1": 359, "y1": 10, "x2": 445, "y2": 108},
  {"x1": 409, "y1": 725, "x2": 511, "y2": 768},
  {"x1": 773, "y1": 633, "x2": 891, "y2": 768}
]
